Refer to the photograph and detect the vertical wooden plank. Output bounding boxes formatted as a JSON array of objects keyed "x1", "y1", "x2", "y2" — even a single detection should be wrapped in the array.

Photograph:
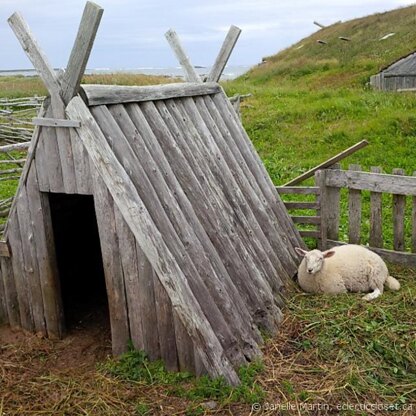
[
  {"x1": 412, "y1": 171, "x2": 416, "y2": 253},
  {"x1": 26, "y1": 165, "x2": 64, "y2": 338},
  {"x1": 0, "y1": 262, "x2": 8, "y2": 324},
  {"x1": 173, "y1": 311, "x2": 195, "y2": 373},
  {"x1": 194, "y1": 349, "x2": 208, "y2": 377},
  {"x1": 325, "y1": 165, "x2": 341, "y2": 241},
  {"x1": 34, "y1": 127, "x2": 50, "y2": 191},
  {"x1": 70, "y1": 128, "x2": 92, "y2": 195},
  {"x1": 348, "y1": 164, "x2": 362, "y2": 244},
  {"x1": 153, "y1": 275, "x2": 179, "y2": 372},
  {"x1": 92, "y1": 172, "x2": 130, "y2": 356},
  {"x1": 392, "y1": 168, "x2": 406, "y2": 252},
  {"x1": 0, "y1": 258, "x2": 20, "y2": 327},
  {"x1": 15, "y1": 185, "x2": 46, "y2": 335},
  {"x1": 7, "y1": 215, "x2": 34, "y2": 331},
  {"x1": 41, "y1": 107, "x2": 65, "y2": 192},
  {"x1": 136, "y1": 243, "x2": 161, "y2": 361},
  {"x1": 315, "y1": 170, "x2": 327, "y2": 249},
  {"x1": 369, "y1": 167, "x2": 383, "y2": 248},
  {"x1": 53, "y1": 103, "x2": 78, "y2": 194},
  {"x1": 113, "y1": 206, "x2": 145, "y2": 351}
]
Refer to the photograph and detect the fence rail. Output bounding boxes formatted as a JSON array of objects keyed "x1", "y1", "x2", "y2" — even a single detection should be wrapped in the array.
[
  {"x1": 279, "y1": 165, "x2": 416, "y2": 267},
  {"x1": 0, "y1": 96, "x2": 44, "y2": 145}
]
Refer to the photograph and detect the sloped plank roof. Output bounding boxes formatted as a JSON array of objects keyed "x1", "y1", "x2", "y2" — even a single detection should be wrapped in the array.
[
  {"x1": 67, "y1": 82, "x2": 303, "y2": 383},
  {"x1": 381, "y1": 51, "x2": 416, "y2": 76}
]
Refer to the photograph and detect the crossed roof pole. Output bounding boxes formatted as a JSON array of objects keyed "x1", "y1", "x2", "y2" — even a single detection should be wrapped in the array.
[{"x1": 8, "y1": 1, "x2": 241, "y2": 109}]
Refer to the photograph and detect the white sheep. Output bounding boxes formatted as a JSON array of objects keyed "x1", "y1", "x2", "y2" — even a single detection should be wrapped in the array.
[{"x1": 295, "y1": 244, "x2": 400, "y2": 300}]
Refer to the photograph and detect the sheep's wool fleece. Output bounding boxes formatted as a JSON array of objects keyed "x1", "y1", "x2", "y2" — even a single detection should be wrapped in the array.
[{"x1": 298, "y1": 245, "x2": 389, "y2": 294}]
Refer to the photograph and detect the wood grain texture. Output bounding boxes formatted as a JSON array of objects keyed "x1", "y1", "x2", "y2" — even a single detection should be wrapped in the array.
[
  {"x1": 8, "y1": 12, "x2": 61, "y2": 99},
  {"x1": 92, "y1": 173, "x2": 130, "y2": 356},
  {"x1": 199, "y1": 95, "x2": 296, "y2": 280},
  {"x1": 7, "y1": 215, "x2": 34, "y2": 331},
  {"x1": 98, "y1": 103, "x2": 258, "y2": 361},
  {"x1": 369, "y1": 167, "x2": 383, "y2": 248},
  {"x1": 165, "y1": 29, "x2": 201, "y2": 83},
  {"x1": 348, "y1": 164, "x2": 362, "y2": 244},
  {"x1": 113, "y1": 206, "x2": 145, "y2": 351},
  {"x1": 32, "y1": 117, "x2": 80, "y2": 127},
  {"x1": 392, "y1": 168, "x2": 406, "y2": 252},
  {"x1": 66, "y1": 96, "x2": 240, "y2": 384},
  {"x1": 0, "y1": 262, "x2": 8, "y2": 324},
  {"x1": 26, "y1": 165, "x2": 63, "y2": 338},
  {"x1": 325, "y1": 169, "x2": 416, "y2": 196},
  {"x1": 0, "y1": 257, "x2": 20, "y2": 327},
  {"x1": 211, "y1": 92, "x2": 305, "y2": 254},
  {"x1": 81, "y1": 83, "x2": 220, "y2": 106},
  {"x1": 15, "y1": 184, "x2": 46, "y2": 335},
  {"x1": 61, "y1": 1, "x2": 104, "y2": 104},
  {"x1": 143, "y1": 98, "x2": 278, "y2": 331},
  {"x1": 207, "y1": 25, "x2": 241, "y2": 82}
]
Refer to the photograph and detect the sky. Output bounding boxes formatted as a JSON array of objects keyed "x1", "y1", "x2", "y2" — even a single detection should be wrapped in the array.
[{"x1": 1, "y1": 0, "x2": 415, "y2": 71}]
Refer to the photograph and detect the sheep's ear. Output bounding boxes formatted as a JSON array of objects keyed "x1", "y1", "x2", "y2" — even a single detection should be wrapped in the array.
[
  {"x1": 323, "y1": 250, "x2": 336, "y2": 258},
  {"x1": 295, "y1": 247, "x2": 308, "y2": 257}
]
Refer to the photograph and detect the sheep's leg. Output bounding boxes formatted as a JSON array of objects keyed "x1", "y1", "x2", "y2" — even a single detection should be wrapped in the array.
[{"x1": 362, "y1": 288, "x2": 382, "y2": 301}]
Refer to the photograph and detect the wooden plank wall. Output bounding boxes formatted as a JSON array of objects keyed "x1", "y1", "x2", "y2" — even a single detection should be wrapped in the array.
[
  {"x1": 92, "y1": 154, "x2": 209, "y2": 374},
  {"x1": 1, "y1": 161, "x2": 63, "y2": 337}
]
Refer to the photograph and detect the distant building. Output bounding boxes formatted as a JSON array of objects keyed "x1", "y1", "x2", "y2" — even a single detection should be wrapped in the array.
[{"x1": 370, "y1": 51, "x2": 416, "y2": 91}]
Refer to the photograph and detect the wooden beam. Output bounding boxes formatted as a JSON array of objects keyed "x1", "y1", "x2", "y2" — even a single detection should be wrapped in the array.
[
  {"x1": 207, "y1": 25, "x2": 241, "y2": 82},
  {"x1": 8, "y1": 12, "x2": 62, "y2": 101},
  {"x1": 276, "y1": 186, "x2": 320, "y2": 195},
  {"x1": 325, "y1": 169, "x2": 416, "y2": 196},
  {"x1": 165, "y1": 29, "x2": 202, "y2": 83},
  {"x1": 32, "y1": 117, "x2": 81, "y2": 128},
  {"x1": 283, "y1": 140, "x2": 368, "y2": 186},
  {"x1": 61, "y1": 1, "x2": 104, "y2": 104},
  {"x1": 81, "y1": 82, "x2": 220, "y2": 106},
  {"x1": 0, "y1": 142, "x2": 30, "y2": 153},
  {"x1": 0, "y1": 241, "x2": 11, "y2": 258},
  {"x1": 327, "y1": 239, "x2": 416, "y2": 267}
]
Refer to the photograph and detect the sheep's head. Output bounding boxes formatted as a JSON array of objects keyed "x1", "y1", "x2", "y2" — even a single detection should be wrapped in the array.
[{"x1": 295, "y1": 247, "x2": 335, "y2": 274}]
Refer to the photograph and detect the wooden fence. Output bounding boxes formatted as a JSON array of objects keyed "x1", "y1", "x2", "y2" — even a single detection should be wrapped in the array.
[
  {"x1": 0, "y1": 96, "x2": 44, "y2": 144},
  {"x1": 278, "y1": 165, "x2": 416, "y2": 267}
]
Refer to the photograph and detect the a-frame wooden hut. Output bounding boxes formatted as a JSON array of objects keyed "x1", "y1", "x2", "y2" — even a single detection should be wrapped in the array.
[{"x1": 0, "y1": 2, "x2": 304, "y2": 384}]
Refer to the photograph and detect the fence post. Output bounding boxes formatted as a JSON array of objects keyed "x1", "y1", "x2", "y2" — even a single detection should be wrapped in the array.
[
  {"x1": 369, "y1": 166, "x2": 383, "y2": 248},
  {"x1": 315, "y1": 170, "x2": 326, "y2": 249},
  {"x1": 392, "y1": 168, "x2": 405, "y2": 252},
  {"x1": 348, "y1": 164, "x2": 362, "y2": 244},
  {"x1": 315, "y1": 165, "x2": 341, "y2": 250}
]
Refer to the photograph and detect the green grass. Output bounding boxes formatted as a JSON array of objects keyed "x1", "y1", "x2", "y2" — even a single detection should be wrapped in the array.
[
  {"x1": 264, "y1": 264, "x2": 416, "y2": 411},
  {"x1": 102, "y1": 346, "x2": 265, "y2": 408}
]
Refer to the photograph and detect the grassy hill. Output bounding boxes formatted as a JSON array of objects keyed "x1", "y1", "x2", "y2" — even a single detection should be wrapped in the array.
[
  {"x1": 225, "y1": 5, "x2": 416, "y2": 188},
  {"x1": 245, "y1": 4, "x2": 416, "y2": 88}
]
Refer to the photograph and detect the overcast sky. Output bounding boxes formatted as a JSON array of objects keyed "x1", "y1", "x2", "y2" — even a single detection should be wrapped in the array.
[{"x1": 1, "y1": 0, "x2": 415, "y2": 71}]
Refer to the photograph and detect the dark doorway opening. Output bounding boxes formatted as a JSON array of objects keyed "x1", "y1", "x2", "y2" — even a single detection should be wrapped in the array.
[{"x1": 48, "y1": 193, "x2": 110, "y2": 336}]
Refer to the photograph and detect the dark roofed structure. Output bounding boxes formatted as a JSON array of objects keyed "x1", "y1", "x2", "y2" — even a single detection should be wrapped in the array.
[{"x1": 370, "y1": 51, "x2": 416, "y2": 91}]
